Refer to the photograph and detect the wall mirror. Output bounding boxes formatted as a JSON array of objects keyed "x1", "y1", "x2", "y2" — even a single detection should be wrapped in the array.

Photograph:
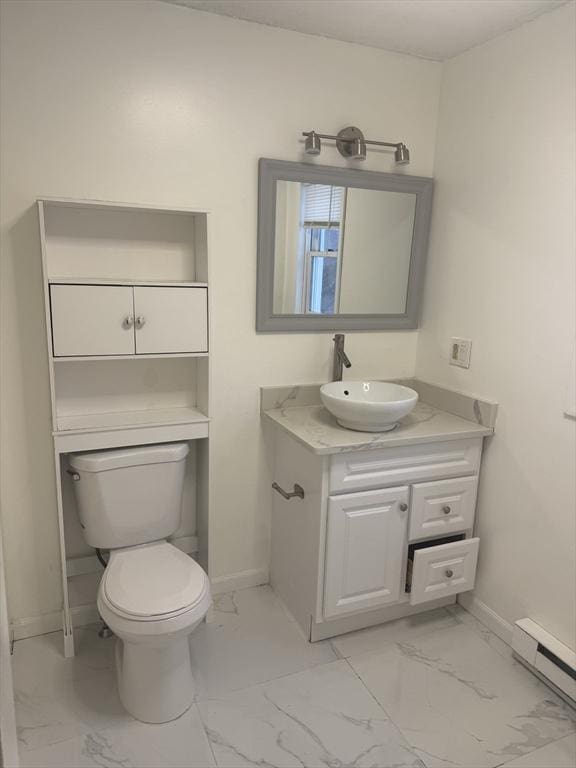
[{"x1": 256, "y1": 158, "x2": 433, "y2": 332}]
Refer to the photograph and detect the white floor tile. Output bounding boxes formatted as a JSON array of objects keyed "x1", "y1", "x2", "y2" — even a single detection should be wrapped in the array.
[
  {"x1": 349, "y1": 623, "x2": 576, "y2": 768},
  {"x1": 15, "y1": 667, "x2": 132, "y2": 752},
  {"x1": 190, "y1": 586, "x2": 336, "y2": 698},
  {"x1": 499, "y1": 733, "x2": 576, "y2": 767},
  {"x1": 19, "y1": 704, "x2": 216, "y2": 768},
  {"x1": 330, "y1": 606, "x2": 458, "y2": 659},
  {"x1": 198, "y1": 659, "x2": 425, "y2": 768}
]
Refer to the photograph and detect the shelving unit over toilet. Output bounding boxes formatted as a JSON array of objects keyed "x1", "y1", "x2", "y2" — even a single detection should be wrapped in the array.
[{"x1": 37, "y1": 197, "x2": 212, "y2": 657}]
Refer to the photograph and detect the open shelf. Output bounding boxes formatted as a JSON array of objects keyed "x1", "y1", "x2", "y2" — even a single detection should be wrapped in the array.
[
  {"x1": 41, "y1": 200, "x2": 208, "y2": 284},
  {"x1": 55, "y1": 405, "x2": 209, "y2": 434}
]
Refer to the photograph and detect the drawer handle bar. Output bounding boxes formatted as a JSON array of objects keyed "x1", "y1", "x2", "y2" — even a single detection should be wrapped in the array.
[
  {"x1": 442, "y1": 505, "x2": 451, "y2": 514},
  {"x1": 272, "y1": 482, "x2": 305, "y2": 501}
]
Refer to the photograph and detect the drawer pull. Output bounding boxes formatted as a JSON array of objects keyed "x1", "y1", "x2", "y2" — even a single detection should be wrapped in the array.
[
  {"x1": 399, "y1": 502, "x2": 408, "y2": 511},
  {"x1": 442, "y1": 505, "x2": 451, "y2": 515},
  {"x1": 272, "y1": 482, "x2": 305, "y2": 501},
  {"x1": 445, "y1": 568, "x2": 454, "y2": 578}
]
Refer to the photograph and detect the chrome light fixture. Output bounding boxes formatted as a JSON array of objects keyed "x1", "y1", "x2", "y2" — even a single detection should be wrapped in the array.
[
  {"x1": 394, "y1": 143, "x2": 410, "y2": 165},
  {"x1": 304, "y1": 130, "x2": 321, "y2": 156},
  {"x1": 336, "y1": 127, "x2": 367, "y2": 161},
  {"x1": 302, "y1": 126, "x2": 410, "y2": 165}
]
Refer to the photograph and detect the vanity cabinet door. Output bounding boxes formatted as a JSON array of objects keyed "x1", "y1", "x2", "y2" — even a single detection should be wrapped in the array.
[
  {"x1": 133, "y1": 287, "x2": 208, "y2": 354},
  {"x1": 50, "y1": 284, "x2": 135, "y2": 357},
  {"x1": 324, "y1": 486, "x2": 409, "y2": 619}
]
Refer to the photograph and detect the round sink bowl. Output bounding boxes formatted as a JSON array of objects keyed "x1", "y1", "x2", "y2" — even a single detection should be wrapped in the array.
[{"x1": 320, "y1": 381, "x2": 418, "y2": 432}]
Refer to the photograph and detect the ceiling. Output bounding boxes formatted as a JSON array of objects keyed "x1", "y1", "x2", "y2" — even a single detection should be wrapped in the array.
[{"x1": 162, "y1": 0, "x2": 569, "y2": 60}]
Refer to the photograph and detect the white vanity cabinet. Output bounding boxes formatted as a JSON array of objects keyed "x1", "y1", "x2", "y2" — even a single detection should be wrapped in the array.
[
  {"x1": 50, "y1": 283, "x2": 208, "y2": 357},
  {"x1": 270, "y1": 429, "x2": 485, "y2": 642}
]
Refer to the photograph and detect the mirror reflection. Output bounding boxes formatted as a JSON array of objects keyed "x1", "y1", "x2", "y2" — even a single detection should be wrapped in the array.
[{"x1": 273, "y1": 181, "x2": 416, "y2": 316}]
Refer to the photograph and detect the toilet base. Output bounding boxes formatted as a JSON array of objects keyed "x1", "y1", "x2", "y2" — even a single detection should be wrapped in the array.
[{"x1": 115, "y1": 636, "x2": 194, "y2": 723}]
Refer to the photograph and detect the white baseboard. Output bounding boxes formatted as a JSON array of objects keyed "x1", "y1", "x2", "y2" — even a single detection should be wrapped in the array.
[
  {"x1": 11, "y1": 568, "x2": 269, "y2": 640},
  {"x1": 458, "y1": 592, "x2": 514, "y2": 645},
  {"x1": 210, "y1": 567, "x2": 269, "y2": 595},
  {"x1": 11, "y1": 603, "x2": 101, "y2": 641}
]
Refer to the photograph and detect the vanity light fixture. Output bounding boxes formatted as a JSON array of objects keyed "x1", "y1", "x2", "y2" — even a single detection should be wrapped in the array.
[{"x1": 302, "y1": 125, "x2": 410, "y2": 165}]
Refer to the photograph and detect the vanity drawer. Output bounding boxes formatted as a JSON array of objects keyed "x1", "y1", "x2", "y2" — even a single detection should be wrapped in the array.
[
  {"x1": 330, "y1": 439, "x2": 482, "y2": 494},
  {"x1": 409, "y1": 476, "x2": 478, "y2": 541},
  {"x1": 409, "y1": 537, "x2": 479, "y2": 605}
]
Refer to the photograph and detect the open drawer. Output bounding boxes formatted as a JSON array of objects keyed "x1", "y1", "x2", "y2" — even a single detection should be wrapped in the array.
[{"x1": 407, "y1": 536, "x2": 479, "y2": 605}]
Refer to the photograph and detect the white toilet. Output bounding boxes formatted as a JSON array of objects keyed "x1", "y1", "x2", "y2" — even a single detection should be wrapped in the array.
[{"x1": 68, "y1": 442, "x2": 211, "y2": 724}]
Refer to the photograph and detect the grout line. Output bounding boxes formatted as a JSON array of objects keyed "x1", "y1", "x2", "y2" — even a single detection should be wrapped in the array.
[
  {"x1": 342, "y1": 657, "x2": 430, "y2": 767},
  {"x1": 193, "y1": 702, "x2": 220, "y2": 768}
]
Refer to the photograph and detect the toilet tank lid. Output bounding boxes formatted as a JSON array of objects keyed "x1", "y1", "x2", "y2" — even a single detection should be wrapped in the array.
[{"x1": 69, "y1": 442, "x2": 189, "y2": 473}]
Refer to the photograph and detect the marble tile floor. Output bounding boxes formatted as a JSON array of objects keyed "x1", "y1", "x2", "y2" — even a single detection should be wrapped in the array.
[{"x1": 11, "y1": 586, "x2": 576, "y2": 768}]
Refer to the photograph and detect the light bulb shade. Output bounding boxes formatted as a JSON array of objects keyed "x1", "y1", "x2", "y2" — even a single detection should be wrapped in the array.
[
  {"x1": 351, "y1": 138, "x2": 367, "y2": 160},
  {"x1": 304, "y1": 132, "x2": 321, "y2": 155},
  {"x1": 395, "y1": 143, "x2": 410, "y2": 165}
]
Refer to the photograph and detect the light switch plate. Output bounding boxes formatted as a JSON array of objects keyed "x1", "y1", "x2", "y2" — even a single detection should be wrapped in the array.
[{"x1": 450, "y1": 338, "x2": 472, "y2": 368}]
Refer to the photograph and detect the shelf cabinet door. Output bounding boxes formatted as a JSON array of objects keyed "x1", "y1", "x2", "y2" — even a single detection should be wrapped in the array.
[
  {"x1": 50, "y1": 284, "x2": 135, "y2": 357},
  {"x1": 324, "y1": 486, "x2": 409, "y2": 619},
  {"x1": 133, "y1": 287, "x2": 208, "y2": 354}
]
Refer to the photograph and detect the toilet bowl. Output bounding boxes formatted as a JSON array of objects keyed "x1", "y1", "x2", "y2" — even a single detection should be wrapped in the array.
[
  {"x1": 97, "y1": 541, "x2": 211, "y2": 723},
  {"x1": 69, "y1": 443, "x2": 211, "y2": 724}
]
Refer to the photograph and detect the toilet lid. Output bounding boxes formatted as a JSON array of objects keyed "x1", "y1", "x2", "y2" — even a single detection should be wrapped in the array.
[{"x1": 103, "y1": 542, "x2": 208, "y2": 618}]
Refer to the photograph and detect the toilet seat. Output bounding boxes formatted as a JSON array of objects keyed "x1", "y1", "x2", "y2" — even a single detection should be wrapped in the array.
[{"x1": 102, "y1": 541, "x2": 209, "y2": 622}]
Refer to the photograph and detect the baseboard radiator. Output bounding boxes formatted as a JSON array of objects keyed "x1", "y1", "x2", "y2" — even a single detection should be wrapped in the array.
[{"x1": 512, "y1": 618, "x2": 576, "y2": 705}]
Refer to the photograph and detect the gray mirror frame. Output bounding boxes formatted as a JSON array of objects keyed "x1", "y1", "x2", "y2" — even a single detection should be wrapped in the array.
[{"x1": 256, "y1": 158, "x2": 434, "y2": 332}]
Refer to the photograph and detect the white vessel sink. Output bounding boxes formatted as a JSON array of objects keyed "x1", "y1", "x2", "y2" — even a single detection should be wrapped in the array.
[{"x1": 320, "y1": 381, "x2": 418, "y2": 432}]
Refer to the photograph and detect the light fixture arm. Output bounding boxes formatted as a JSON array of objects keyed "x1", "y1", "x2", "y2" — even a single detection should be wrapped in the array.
[{"x1": 303, "y1": 131, "x2": 403, "y2": 150}]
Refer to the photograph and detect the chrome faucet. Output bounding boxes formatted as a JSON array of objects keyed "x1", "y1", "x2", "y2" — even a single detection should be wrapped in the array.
[{"x1": 332, "y1": 334, "x2": 352, "y2": 381}]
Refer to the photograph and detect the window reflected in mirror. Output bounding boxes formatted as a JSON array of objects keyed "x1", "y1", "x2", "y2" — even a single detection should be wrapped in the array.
[{"x1": 273, "y1": 181, "x2": 417, "y2": 316}]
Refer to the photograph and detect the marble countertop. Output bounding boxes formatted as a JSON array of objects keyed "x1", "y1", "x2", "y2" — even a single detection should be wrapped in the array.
[{"x1": 263, "y1": 401, "x2": 493, "y2": 455}]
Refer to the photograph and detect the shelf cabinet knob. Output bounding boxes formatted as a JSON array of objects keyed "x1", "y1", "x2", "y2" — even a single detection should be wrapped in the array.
[
  {"x1": 445, "y1": 568, "x2": 454, "y2": 578},
  {"x1": 123, "y1": 315, "x2": 134, "y2": 329},
  {"x1": 442, "y1": 505, "x2": 451, "y2": 514},
  {"x1": 135, "y1": 316, "x2": 146, "y2": 329},
  {"x1": 399, "y1": 502, "x2": 408, "y2": 511}
]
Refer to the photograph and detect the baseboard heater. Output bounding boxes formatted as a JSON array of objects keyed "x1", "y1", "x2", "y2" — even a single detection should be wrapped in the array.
[{"x1": 512, "y1": 618, "x2": 576, "y2": 705}]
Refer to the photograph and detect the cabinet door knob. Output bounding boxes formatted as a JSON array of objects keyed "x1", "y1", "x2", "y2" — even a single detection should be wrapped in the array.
[
  {"x1": 399, "y1": 502, "x2": 408, "y2": 511},
  {"x1": 135, "y1": 315, "x2": 146, "y2": 329},
  {"x1": 123, "y1": 315, "x2": 134, "y2": 329},
  {"x1": 442, "y1": 505, "x2": 451, "y2": 514},
  {"x1": 445, "y1": 568, "x2": 454, "y2": 578}
]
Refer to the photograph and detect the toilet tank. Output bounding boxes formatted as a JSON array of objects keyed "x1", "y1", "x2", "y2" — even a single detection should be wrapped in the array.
[{"x1": 68, "y1": 443, "x2": 189, "y2": 549}]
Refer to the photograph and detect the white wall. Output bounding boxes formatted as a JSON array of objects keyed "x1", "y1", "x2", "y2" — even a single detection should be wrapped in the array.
[
  {"x1": 0, "y1": 0, "x2": 441, "y2": 626},
  {"x1": 416, "y1": 3, "x2": 576, "y2": 648}
]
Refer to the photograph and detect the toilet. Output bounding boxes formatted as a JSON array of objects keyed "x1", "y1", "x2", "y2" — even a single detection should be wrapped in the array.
[{"x1": 68, "y1": 442, "x2": 211, "y2": 724}]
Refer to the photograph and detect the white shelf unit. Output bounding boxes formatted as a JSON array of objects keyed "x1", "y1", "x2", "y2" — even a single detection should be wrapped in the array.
[{"x1": 37, "y1": 198, "x2": 212, "y2": 657}]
